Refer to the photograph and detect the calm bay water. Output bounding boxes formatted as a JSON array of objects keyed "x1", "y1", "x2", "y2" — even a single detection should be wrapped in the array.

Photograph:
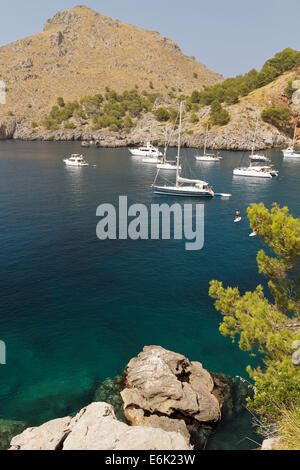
[{"x1": 0, "y1": 140, "x2": 300, "y2": 449}]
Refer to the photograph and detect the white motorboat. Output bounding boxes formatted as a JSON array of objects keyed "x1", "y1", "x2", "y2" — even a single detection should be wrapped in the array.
[
  {"x1": 63, "y1": 154, "x2": 88, "y2": 166},
  {"x1": 195, "y1": 125, "x2": 222, "y2": 162},
  {"x1": 282, "y1": 126, "x2": 300, "y2": 158},
  {"x1": 249, "y1": 154, "x2": 270, "y2": 163},
  {"x1": 129, "y1": 142, "x2": 163, "y2": 157},
  {"x1": 152, "y1": 103, "x2": 214, "y2": 198},
  {"x1": 233, "y1": 165, "x2": 277, "y2": 178}
]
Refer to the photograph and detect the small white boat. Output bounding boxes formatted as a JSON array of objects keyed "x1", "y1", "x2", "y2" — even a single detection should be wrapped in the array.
[
  {"x1": 143, "y1": 156, "x2": 162, "y2": 164},
  {"x1": 196, "y1": 154, "x2": 222, "y2": 162},
  {"x1": 233, "y1": 114, "x2": 278, "y2": 178},
  {"x1": 249, "y1": 154, "x2": 270, "y2": 163},
  {"x1": 129, "y1": 142, "x2": 163, "y2": 157},
  {"x1": 282, "y1": 126, "x2": 300, "y2": 158},
  {"x1": 195, "y1": 125, "x2": 222, "y2": 162},
  {"x1": 153, "y1": 103, "x2": 214, "y2": 198},
  {"x1": 63, "y1": 154, "x2": 88, "y2": 166},
  {"x1": 157, "y1": 161, "x2": 181, "y2": 171}
]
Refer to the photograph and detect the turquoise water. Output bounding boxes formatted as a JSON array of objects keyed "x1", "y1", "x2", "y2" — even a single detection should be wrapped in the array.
[{"x1": 0, "y1": 141, "x2": 299, "y2": 449}]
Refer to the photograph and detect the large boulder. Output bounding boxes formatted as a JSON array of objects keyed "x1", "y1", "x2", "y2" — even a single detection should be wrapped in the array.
[
  {"x1": 10, "y1": 402, "x2": 191, "y2": 450},
  {"x1": 121, "y1": 346, "x2": 221, "y2": 443}
]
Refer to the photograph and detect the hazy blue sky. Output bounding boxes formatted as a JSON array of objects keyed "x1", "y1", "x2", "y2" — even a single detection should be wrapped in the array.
[{"x1": 1, "y1": 0, "x2": 299, "y2": 77}]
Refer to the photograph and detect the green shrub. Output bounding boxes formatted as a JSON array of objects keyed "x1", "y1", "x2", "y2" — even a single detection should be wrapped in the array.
[
  {"x1": 31, "y1": 121, "x2": 38, "y2": 128},
  {"x1": 124, "y1": 116, "x2": 133, "y2": 131},
  {"x1": 42, "y1": 117, "x2": 59, "y2": 130},
  {"x1": 261, "y1": 106, "x2": 292, "y2": 131},
  {"x1": 154, "y1": 107, "x2": 170, "y2": 122},
  {"x1": 190, "y1": 112, "x2": 199, "y2": 124},
  {"x1": 285, "y1": 81, "x2": 294, "y2": 100},
  {"x1": 109, "y1": 123, "x2": 119, "y2": 132},
  {"x1": 64, "y1": 122, "x2": 76, "y2": 129},
  {"x1": 169, "y1": 108, "x2": 180, "y2": 123},
  {"x1": 210, "y1": 100, "x2": 230, "y2": 126},
  {"x1": 57, "y1": 97, "x2": 65, "y2": 107}
]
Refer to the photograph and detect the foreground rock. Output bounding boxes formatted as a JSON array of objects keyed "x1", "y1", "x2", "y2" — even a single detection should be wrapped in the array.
[
  {"x1": 261, "y1": 437, "x2": 282, "y2": 450},
  {"x1": 121, "y1": 346, "x2": 221, "y2": 445},
  {"x1": 10, "y1": 402, "x2": 191, "y2": 450}
]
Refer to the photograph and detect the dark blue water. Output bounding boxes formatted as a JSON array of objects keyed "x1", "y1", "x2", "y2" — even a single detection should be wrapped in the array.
[{"x1": 0, "y1": 141, "x2": 299, "y2": 449}]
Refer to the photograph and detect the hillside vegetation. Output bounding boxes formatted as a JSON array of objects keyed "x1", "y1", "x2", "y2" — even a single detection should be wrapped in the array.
[{"x1": 0, "y1": 5, "x2": 221, "y2": 122}]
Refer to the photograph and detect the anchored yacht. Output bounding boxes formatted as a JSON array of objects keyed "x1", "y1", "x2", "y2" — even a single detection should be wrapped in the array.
[
  {"x1": 195, "y1": 125, "x2": 222, "y2": 162},
  {"x1": 282, "y1": 126, "x2": 300, "y2": 158},
  {"x1": 152, "y1": 103, "x2": 214, "y2": 198},
  {"x1": 129, "y1": 142, "x2": 163, "y2": 157},
  {"x1": 63, "y1": 154, "x2": 88, "y2": 166}
]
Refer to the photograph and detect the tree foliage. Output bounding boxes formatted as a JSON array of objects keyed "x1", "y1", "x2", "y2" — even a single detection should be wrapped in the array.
[
  {"x1": 209, "y1": 203, "x2": 300, "y2": 420},
  {"x1": 154, "y1": 107, "x2": 170, "y2": 122},
  {"x1": 261, "y1": 106, "x2": 292, "y2": 132},
  {"x1": 209, "y1": 100, "x2": 230, "y2": 126},
  {"x1": 187, "y1": 48, "x2": 300, "y2": 109}
]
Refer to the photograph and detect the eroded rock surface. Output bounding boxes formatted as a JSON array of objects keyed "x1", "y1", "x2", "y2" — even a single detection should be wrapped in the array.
[
  {"x1": 121, "y1": 346, "x2": 221, "y2": 443},
  {"x1": 10, "y1": 402, "x2": 191, "y2": 450}
]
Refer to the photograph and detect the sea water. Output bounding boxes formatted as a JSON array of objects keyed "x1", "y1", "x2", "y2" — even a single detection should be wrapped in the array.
[{"x1": 0, "y1": 141, "x2": 299, "y2": 449}]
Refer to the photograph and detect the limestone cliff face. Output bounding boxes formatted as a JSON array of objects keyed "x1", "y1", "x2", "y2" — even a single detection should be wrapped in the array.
[{"x1": 0, "y1": 5, "x2": 221, "y2": 123}]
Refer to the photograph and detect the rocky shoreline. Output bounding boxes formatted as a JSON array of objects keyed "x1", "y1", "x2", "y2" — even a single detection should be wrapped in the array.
[
  {"x1": 0, "y1": 108, "x2": 292, "y2": 151},
  {"x1": 4, "y1": 346, "x2": 255, "y2": 451}
]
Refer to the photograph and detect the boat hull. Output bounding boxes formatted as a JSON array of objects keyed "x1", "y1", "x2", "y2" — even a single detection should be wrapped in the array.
[
  {"x1": 153, "y1": 186, "x2": 214, "y2": 197},
  {"x1": 130, "y1": 149, "x2": 163, "y2": 157},
  {"x1": 283, "y1": 152, "x2": 300, "y2": 158},
  {"x1": 195, "y1": 156, "x2": 221, "y2": 162},
  {"x1": 63, "y1": 160, "x2": 88, "y2": 167},
  {"x1": 233, "y1": 169, "x2": 273, "y2": 178},
  {"x1": 157, "y1": 163, "x2": 181, "y2": 170}
]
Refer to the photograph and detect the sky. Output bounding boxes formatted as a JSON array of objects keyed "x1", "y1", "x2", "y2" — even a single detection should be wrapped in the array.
[{"x1": 0, "y1": 0, "x2": 299, "y2": 78}]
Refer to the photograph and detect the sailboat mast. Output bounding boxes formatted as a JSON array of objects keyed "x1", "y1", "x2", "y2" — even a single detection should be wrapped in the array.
[
  {"x1": 204, "y1": 124, "x2": 208, "y2": 156},
  {"x1": 176, "y1": 102, "x2": 183, "y2": 187},
  {"x1": 251, "y1": 114, "x2": 259, "y2": 156},
  {"x1": 293, "y1": 124, "x2": 297, "y2": 149}
]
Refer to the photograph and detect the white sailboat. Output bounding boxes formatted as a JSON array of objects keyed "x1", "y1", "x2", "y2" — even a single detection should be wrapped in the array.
[
  {"x1": 233, "y1": 114, "x2": 278, "y2": 178},
  {"x1": 195, "y1": 125, "x2": 222, "y2": 162},
  {"x1": 152, "y1": 103, "x2": 214, "y2": 197},
  {"x1": 282, "y1": 126, "x2": 300, "y2": 158}
]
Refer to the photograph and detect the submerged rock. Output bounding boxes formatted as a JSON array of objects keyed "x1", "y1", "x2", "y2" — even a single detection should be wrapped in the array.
[
  {"x1": 94, "y1": 376, "x2": 126, "y2": 423},
  {"x1": 0, "y1": 419, "x2": 27, "y2": 450},
  {"x1": 10, "y1": 402, "x2": 191, "y2": 450}
]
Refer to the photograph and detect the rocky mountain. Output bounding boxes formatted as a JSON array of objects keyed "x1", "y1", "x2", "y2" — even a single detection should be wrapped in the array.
[{"x1": 0, "y1": 5, "x2": 221, "y2": 124}]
